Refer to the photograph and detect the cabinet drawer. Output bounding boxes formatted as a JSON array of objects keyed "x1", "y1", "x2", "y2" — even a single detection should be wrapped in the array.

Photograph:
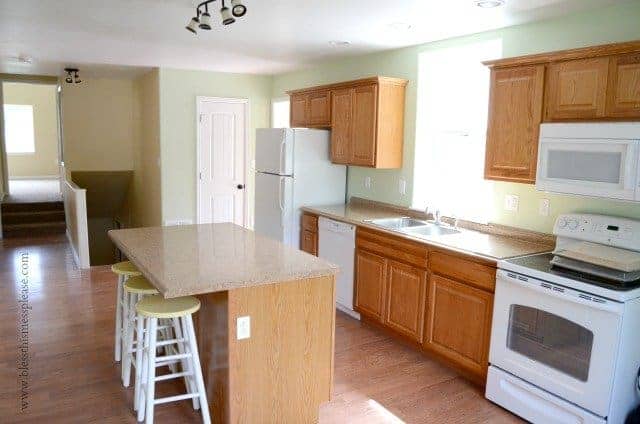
[
  {"x1": 429, "y1": 251, "x2": 496, "y2": 292},
  {"x1": 356, "y1": 227, "x2": 427, "y2": 269},
  {"x1": 302, "y1": 213, "x2": 318, "y2": 232}
]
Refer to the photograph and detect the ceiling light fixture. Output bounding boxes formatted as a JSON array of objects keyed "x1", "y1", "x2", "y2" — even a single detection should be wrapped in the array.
[
  {"x1": 64, "y1": 68, "x2": 81, "y2": 84},
  {"x1": 185, "y1": 0, "x2": 247, "y2": 34},
  {"x1": 474, "y1": 0, "x2": 506, "y2": 8}
]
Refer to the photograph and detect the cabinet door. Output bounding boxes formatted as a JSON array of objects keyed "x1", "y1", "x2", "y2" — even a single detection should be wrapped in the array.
[
  {"x1": 424, "y1": 274, "x2": 493, "y2": 379},
  {"x1": 300, "y1": 229, "x2": 317, "y2": 256},
  {"x1": 290, "y1": 93, "x2": 308, "y2": 127},
  {"x1": 606, "y1": 53, "x2": 640, "y2": 118},
  {"x1": 351, "y1": 84, "x2": 378, "y2": 167},
  {"x1": 545, "y1": 57, "x2": 609, "y2": 120},
  {"x1": 354, "y1": 249, "x2": 387, "y2": 321},
  {"x1": 384, "y1": 260, "x2": 427, "y2": 342},
  {"x1": 485, "y1": 65, "x2": 544, "y2": 184},
  {"x1": 308, "y1": 91, "x2": 331, "y2": 126},
  {"x1": 330, "y1": 88, "x2": 353, "y2": 164}
]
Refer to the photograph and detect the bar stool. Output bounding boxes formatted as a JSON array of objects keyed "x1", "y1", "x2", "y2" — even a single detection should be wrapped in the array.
[
  {"x1": 135, "y1": 295, "x2": 210, "y2": 424},
  {"x1": 121, "y1": 276, "x2": 159, "y2": 387},
  {"x1": 111, "y1": 261, "x2": 142, "y2": 362}
]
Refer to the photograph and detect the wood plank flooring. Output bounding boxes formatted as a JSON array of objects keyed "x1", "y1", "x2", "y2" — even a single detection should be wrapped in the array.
[{"x1": 0, "y1": 234, "x2": 521, "y2": 423}]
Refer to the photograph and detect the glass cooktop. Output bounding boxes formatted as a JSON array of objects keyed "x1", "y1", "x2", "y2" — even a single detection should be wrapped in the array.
[{"x1": 506, "y1": 253, "x2": 640, "y2": 292}]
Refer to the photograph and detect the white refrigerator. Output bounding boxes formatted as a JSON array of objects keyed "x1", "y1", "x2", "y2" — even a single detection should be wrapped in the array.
[{"x1": 254, "y1": 128, "x2": 346, "y2": 248}]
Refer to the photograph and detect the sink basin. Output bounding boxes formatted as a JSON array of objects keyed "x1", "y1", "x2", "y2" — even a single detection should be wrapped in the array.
[
  {"x1": 401, "y1": 225, "x2": 461, "y2": 237},
  {"x1": 367, "y1": 217, "x2": 428, "y2": 230}
]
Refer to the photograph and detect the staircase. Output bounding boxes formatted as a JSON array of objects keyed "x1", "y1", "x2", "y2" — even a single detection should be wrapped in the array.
[{"x1": 1, "y1": 201, "x2": 66, "y2": 238}]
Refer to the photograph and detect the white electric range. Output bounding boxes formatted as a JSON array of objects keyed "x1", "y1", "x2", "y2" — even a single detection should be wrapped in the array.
[{"x1": 486, "y1": 214, "x2": 640, "y2": 424}]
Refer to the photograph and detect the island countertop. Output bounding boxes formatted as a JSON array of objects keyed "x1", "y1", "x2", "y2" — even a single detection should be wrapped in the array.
[{"x1": 108, "y1": 223, "x2": 338, "y2": 298}]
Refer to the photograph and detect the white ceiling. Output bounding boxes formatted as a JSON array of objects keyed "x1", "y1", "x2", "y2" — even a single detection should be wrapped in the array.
[{"x1": 0, "y1": 0, "x2": 621, "y2": 78}]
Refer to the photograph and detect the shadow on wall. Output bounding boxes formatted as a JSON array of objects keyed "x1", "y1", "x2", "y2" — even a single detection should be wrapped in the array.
[{"x1": 70, "y1": 170, "x2": 132, "y2": 265}]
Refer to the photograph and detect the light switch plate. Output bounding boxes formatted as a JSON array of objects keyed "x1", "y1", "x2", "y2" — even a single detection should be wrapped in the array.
[
  {"x1": 237, "y1": 316, "x2": 250, "y2": 340},
  {"x1": 539, "y1": 198, "x2": 550, "y2": 216},
  {"x1": 364, "y1": 176, "x2": 372, "y2": 190},
  {"x1": 399, "y1": 178, "x2": 406, "y2": 195},
  {"x1": 504, "y1": 194, "x2": 519, "y2": 212}
]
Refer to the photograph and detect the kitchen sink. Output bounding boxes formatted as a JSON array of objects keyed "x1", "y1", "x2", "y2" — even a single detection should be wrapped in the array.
[
  {"x1": 367, "y1": 217, "x2": 428, "y2": 230},
  {"x1": 401, "y1": 225, "x2": 461, "y2": 237}
]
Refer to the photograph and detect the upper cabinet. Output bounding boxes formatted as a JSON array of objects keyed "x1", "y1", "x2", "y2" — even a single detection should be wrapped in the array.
[
  {"x1": 483, "y1": 40, "x2": 640, "y2": 184},
  {"x1": 287, "y1": 76, "x2": 408, "y2": 168},
  {"x1": 545, "y1": 57, "x2": 609, "y2": 120},
  {"x1": 485, "y1": 65, "x2": 544, "y2": 184}
]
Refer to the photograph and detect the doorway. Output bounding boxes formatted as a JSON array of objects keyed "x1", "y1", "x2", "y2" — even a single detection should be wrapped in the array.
[{"x1": 196, "y1": 97, "x2": 248, "y2": 227}]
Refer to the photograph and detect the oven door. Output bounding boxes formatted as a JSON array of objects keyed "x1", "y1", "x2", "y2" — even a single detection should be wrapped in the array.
[
  {"x1": 536, "y1": 138, "x2": 639, "y2": 201},
  {"x1": 489, "y1": 270, "x2": 624, "y2": 417}
]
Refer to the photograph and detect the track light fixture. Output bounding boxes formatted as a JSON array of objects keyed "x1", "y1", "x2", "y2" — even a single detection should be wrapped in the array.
[
  {"x1": 185, "y1": 0, "x2": 247, "y2": 34},
  {"x1": 64, "y1": 68, "x2": 81, "y2": 84}
]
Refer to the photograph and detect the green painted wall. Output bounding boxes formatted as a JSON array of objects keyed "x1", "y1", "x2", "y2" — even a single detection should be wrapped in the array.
[
  {"x1": 158, "y1": 68, "x2": 272, "y2": 224},
  {"x1": 272, "y1": 1, "x2": 640, "y2": 233}
]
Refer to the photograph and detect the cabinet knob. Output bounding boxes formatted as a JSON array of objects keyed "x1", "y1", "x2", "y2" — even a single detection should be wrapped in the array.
[{"x1": 237, "y1": 184, "x2": 245, "y2": 190}]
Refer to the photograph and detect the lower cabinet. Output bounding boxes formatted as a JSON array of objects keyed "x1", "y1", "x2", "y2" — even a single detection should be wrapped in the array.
[
  {"x1": 384, "y1": 260, "x2": 427, "y2": 342},
  {"x1": 423, "y1": 273, "x2": 494, "y2": 380},
  {"x1": 354, "y1": 249, "x2": 387, "y2": 320}
]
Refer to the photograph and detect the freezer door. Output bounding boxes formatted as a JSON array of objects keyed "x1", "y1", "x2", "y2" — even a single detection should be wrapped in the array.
[
  {"x1": 254, "y1": 172, "x2": 294, "y2": 244},
  {"x1": 255, "y1": 128, "x2": 294, "y2": 175}
]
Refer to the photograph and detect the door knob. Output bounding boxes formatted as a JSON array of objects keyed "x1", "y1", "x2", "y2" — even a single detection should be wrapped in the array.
[{"x1": 237, "y1": 184, "x2": 245, "y2": 190}]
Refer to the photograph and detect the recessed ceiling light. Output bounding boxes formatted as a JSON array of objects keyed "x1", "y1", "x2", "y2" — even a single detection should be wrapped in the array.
[
  {"x1": 329, "y1": 40, "x2": 351, "y2": 47},
  {"x1": 389, "y1": 22, "x2": 413, "y2": 31},
  {"x1": 474, "y1": 0, "x2": 506, "y2": 8}
]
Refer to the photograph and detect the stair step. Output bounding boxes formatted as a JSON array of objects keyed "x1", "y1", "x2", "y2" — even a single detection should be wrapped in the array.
[
  {"x1": 2, "y1": 210, "x2": 66, "y2": 225},
  {"x1": 1, "y1": 201, "x2": 64, "y2": 213},
  {"x1": 2, "y1": 221, "x2": 66, "y2": 238}
]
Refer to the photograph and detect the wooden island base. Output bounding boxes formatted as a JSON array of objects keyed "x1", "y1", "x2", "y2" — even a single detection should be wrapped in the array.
[{"x1": 195, "y1": 275, "x2": 336, "y2": 423}]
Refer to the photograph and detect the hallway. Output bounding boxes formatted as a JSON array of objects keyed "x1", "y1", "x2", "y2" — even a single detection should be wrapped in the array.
[{"x1": 0, "y1": 235, "x2": 519, "y2": 423}]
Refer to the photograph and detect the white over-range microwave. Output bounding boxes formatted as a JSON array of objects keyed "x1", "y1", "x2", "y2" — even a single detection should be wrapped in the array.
[{"x1": 536, "y1": 123, "x2": 640, "y2": 201}]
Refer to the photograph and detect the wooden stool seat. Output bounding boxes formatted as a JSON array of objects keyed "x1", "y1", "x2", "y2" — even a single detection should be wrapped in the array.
[
  {"x1": 111, "y1": 261, "x2": 142, "y2": 277},
  {"x1": 136, "y1": 295, "x2": 201, "y2": 318},
  {"x1": 124, "y1": 276, "x2": 159, "y2": 295}
]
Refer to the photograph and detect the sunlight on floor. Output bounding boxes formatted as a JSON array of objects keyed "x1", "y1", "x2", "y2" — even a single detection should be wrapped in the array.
[
  {"x1": 6, "y1": 179, "x2": 62, "y2": 203},
  {"x1": 368, "y1": 399, "x2": 406, "y2": 423}
]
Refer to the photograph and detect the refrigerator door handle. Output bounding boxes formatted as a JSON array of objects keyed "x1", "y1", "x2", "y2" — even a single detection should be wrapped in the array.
[
  {"x1": 278, "y1": 176, "x2": 285, "y2": 227},
  {"x1": 279, "y1": 140, "x2": 286, "y2": 175}
]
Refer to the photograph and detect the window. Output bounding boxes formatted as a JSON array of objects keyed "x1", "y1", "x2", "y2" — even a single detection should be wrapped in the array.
[
  {"x1": 271, "y1": 98, "x2": 290, "y2": 128},
  {"x1": 413, "y1": 39, "x2": 502, "y2": 223},
  {"x1": 3, "y1": 104, "x2": 35, "y2": 154}
]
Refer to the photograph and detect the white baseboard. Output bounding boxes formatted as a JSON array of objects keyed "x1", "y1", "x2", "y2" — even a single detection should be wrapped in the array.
[
  {"x1": 336, "y1": 303, "x2": 361, "y2": 320},
  {"x1": 10, "y1": 175, "x2": 60, "y2": 181}
]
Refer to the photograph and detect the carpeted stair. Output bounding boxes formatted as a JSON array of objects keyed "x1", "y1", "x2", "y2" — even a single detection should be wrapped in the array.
[{"x1": 1, "y1": 201, "x2": 66, "y2": 237}]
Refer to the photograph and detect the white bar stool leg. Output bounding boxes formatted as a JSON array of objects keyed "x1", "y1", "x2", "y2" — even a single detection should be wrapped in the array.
[
  {"x1": 134, "y1": 307, "x2": 145, "y2": 412},
  {"x1": 145, "y1": 317, "x2": 158, "y2": 424},
  {"x1": 172, "y1": 317, "x2": 199, "y2": 410},
  {"x1": 137, "y1": 316, "x2": 151, "y2": 422},
  {"x1": 115, "y1": 274, "x2": 124, "y2": 362},
  {"x1": 185, "y1": 315, "x2": 211, "y2": 424},
  {"x1": 122, "y1": 292, "x2": 139, "y2": 386}
]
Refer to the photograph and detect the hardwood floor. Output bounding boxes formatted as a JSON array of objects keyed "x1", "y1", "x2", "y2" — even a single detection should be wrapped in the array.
[{"x1": 0, "y1": 234, "x2": 521, "y2": 423}]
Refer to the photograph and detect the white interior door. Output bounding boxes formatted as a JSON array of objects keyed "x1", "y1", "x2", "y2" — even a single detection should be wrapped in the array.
[{"x1": 197, "y1": 98, "x2": 246, "y2": 226}]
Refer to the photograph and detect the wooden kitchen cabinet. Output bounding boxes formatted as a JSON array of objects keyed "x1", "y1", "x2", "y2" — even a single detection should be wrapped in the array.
[
  {"x1": 354, "y1": 249, "x2": 387, "y2": 321},
  {"x1": 606, "y1": 53, "x2": 640, "y2": 118},
  {"x1": 289, "y1": 90, "x2": 331, "y2": 128},
  {"x1": 484, "y1": 65, "x2": 544, "y2": 184},
  {"x1": 423, "y1": 273, "x2": 494, "y2": 381},
  {"x1": 545, "y1": 57, "x2": 609, "y2": 120},
  {"x1": 300, "y1": 212, "x2": 318, "y2": 256},
  {"x1": 483, "y1": 40, "x2": 640, "y2": 185},
  {"x1": 384, "y1": 260, "x2": 427, "y2": 342},
  {"x1": 288, "y1": 76, "x2": 407, "y2": 168}
]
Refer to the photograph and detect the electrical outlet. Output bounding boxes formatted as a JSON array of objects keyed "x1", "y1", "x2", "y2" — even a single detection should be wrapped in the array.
[
  {"x1": 504, "y1": 194, "x2": 519, "y2": 212},
  {"x1": 539, "y1": 198, "x2": 550, "y2": 216},
  {"x1": 364, "y1": 176, "x2": 372, "y2": 190},
  {"x1": 398, "y1": 178, "x2": 406, "y2": 195},
  {"x1": 237, "y1": 316, "x2": 250, "y2": 340},
  {"x1": 164, "y1": 219, "x2": 194, "y2": 226}
]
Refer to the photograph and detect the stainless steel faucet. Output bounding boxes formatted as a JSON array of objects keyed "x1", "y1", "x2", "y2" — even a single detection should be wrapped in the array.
[{"x1": 433, "y1": 209, "x2": 442, "y2": 225}]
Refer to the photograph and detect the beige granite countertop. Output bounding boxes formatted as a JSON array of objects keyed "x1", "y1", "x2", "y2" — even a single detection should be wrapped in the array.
[
  {"x1": 109, "y1": 223, "x2": 338, "y2": 298},
  {"x1": 301, "y1": 202, "x2": 553, "y2": 261}
]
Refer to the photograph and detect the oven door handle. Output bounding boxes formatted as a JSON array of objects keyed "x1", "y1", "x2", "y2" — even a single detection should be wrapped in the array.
[{"x1": 498, "y1": 270, "x2": 624, "y2": 315}]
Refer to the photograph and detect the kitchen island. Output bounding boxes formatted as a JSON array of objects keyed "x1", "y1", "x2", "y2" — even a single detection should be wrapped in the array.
[{"x1": 108, "y1": 223, "x2": 338, "y2": 423}]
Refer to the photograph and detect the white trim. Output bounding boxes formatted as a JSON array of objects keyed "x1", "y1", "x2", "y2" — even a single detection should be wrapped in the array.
[
  {"x1": 195, "y1": 96, "x2": 250, "y2": 228},
  {"x1": 9, "y1": 175, "x2": 60, "y2": 180}
]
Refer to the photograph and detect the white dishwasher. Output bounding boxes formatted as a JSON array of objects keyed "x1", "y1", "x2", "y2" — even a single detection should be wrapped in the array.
[{"x1": 318, "y1": 217, "x2": 360, "y2": 320}]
